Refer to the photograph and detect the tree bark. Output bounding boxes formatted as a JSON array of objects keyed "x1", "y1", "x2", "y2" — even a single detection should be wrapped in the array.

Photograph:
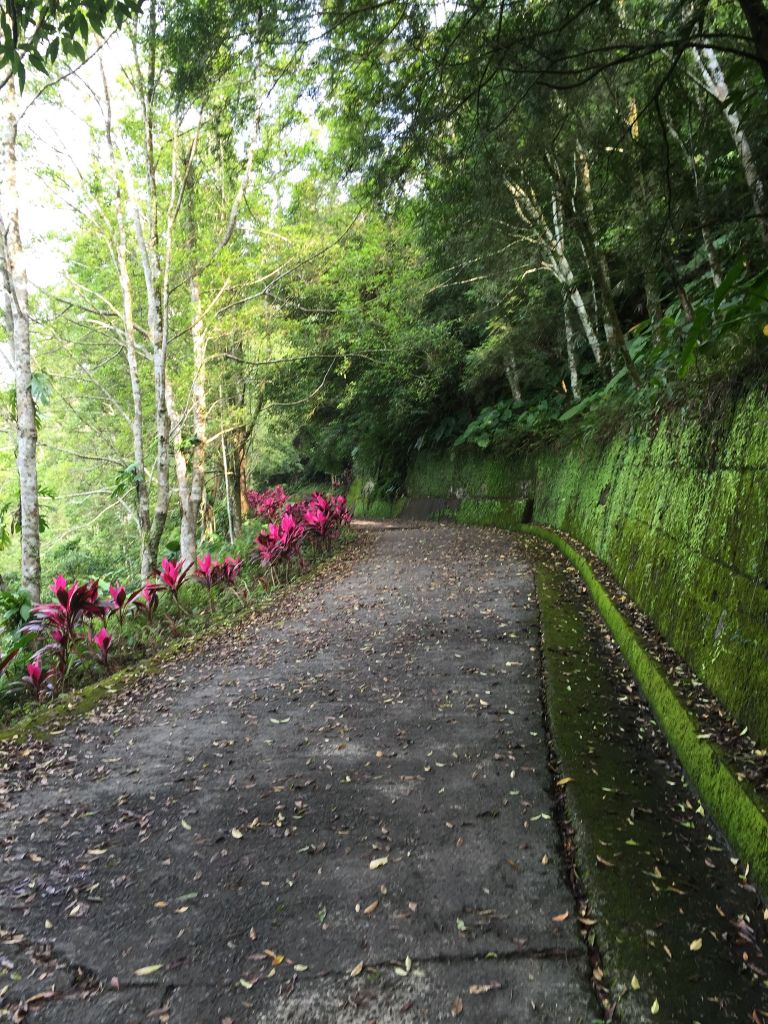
[
  {"x1": 573, "y1": 147, "x2": 641, "y2": 386},
  {"x1": 0, "y1": 80, "x2": 40, "y2": 599},
  {"x1": 693, "y1": 44, "x2": 768, "y2": 250},
  {"x1": 504, "y1": 347, "x2": 522, "y2": 401},
  {"x1": 737, "y1": 0, "x2": 768, "y2": 91},
  {"x1": 101, "y1": 61, "x2": 153, "y2": 576},
  {"x1": 665, "y1": 118, "x2": 723, "y2": 287},
  {"x1": 562, "y1": 292, "x2": 581, "y2": 400}
]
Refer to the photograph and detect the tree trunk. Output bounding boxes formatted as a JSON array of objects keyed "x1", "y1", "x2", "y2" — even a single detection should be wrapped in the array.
[
  {"x1": 231, "y1": 426, "x2": 249, "y2": 536},
  {"x1": 664, "y1": 119, "x2": 723, "y2": 286},
  {"x1": 644, "y1": 271, "x2": 665, "y2": 347},
  {"x1": 101, "y1": 61, "x2": 152, "y2": 576},
  {"x1": 737, "y1": 0, "x2": 768, "y2": 91},
  {"x1": 504, "y1": 347, "x2": 522, "y2": 401},
  {"x1": 186, "y1": 250, "x2": 207, "y2": 552},
  {"x1": 573, "y1": 147, "x2": 641, "y2": 386},
  {"x1": 563, "y1": 293, "x2": 582, "y2": 400},
  {"x1": 693, "y1": 44, "x2": 768, "y2": 250},
  {"x1": 0, "y1": 80, "x2": 40, "y2": 599},
  {"x1": 549, "y1": 190, "x2": 604, "y2": 366}
]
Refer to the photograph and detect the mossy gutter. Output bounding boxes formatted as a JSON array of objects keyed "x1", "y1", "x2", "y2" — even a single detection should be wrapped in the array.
[{"x1": 520, "y1": 523, "x2": 768, "y2": 895}]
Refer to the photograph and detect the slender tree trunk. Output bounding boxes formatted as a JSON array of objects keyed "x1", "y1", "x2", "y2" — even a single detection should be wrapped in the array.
[
  {"x1": 504, "y1": 347, "x2": 522, "y2": 401},
  {"x1": 101, "y1": 62, "x2": 153, "y2": 576},
  {"x1": 644, "y1": 271, "x2": 664, "y2": 346},
  {"x1": 220, "y1": 416, "x2": 234, "y2": 545},
  {"x1": 573, "y1": 147, "x2": 641, "y2": 385},
  {"x1": 693, "y1": 44, "x2": 768, "y2": 249},
  {"x1": 736, "y1": 0, "x2": 768, "y2": 91},
  {"x1": 230, "y1": 427, "x2": 248, "y2": 536},
  {"x1": 186, "y1": 209, "x2": 207, "y2": 552},
  {"x1": 563, "y1": 292, "x2": 581, "y2": 400},
  {"x1": 0, "y1": 80, "x2": 40, "y2": 599},
  {"x1": 165, "y1": 276, "x2": 208, "y2": 567},
  {"x1": 549, "y1": 190, "x2": 604, "y2": 366},
  {"x1": 665, "y1": 119, "x2": 723, "y2": 286}
]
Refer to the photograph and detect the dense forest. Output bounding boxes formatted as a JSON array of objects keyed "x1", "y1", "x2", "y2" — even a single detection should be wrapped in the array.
[{"x1": 0, "y1": 0, "x2": 766, "y2": 597}]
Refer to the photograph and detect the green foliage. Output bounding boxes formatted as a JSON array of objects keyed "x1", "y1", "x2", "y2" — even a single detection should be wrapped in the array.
[
  {"x1": 0, "y1": 583, "x2": 33, "y2": 635},
  {"x1": 0, "y1": 0, "x2": 143, "y2": 88}
]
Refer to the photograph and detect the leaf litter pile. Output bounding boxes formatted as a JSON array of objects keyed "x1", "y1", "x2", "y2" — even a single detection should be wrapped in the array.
[{"x1": 0, "y1": 523, "x2": 595, "y2": 1023}]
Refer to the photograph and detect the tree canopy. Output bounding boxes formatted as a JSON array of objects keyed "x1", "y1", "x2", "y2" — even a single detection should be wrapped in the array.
[{"x1": 0, "y1": 0, "x2": 765, "y2": 593}]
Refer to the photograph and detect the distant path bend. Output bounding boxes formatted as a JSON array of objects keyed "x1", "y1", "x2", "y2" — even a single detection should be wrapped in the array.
[{"x1": 0, "y1": 523, "x2": 594, "y2": 1023}]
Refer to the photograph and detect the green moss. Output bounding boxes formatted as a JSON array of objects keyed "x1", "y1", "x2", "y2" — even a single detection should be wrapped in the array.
[
  {"x1": 527, "y1": 524, "x2": 768, "y2": 893},
  {"x1": 398, "y1": 393, "x2": 768, "y2": 887},
  {"x1": 406, "y1": 392, "x2": 768, "y2": 745},
  {"x1": 454, "y1": 497, "x2": 527, "y2": 529},
  {"x1": 406, "y1": 448, "x2": 533, "y2": 500}
]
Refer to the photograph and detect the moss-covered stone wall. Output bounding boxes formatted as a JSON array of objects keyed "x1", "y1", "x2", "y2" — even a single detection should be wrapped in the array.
[{"x1": 399, "y1": 391, "x2": 768, "y2": 745}]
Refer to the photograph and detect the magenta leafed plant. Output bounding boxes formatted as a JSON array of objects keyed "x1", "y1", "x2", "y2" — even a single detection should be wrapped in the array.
[
  {"x1": 255, "y1": 511, "x2": 306, "y2": 566},
  {"x1": 221, "y1": 556, "x2": 243, "y2": 585},
  {"x1": 91, "y1": 627, "x2": 114, "y2": 669},
  {"x1": 133, "y1": 583, "x2": 160, "y2": 625},
  {"x1": 23, "y1": 576, "x2": 110, "y2": 689},
  {"x1": 157, "y1": 558, "x2": 193, "y2": 601},
  {"x1": 254, "y1": 488, "x2": 351, "y2": 567},
  {"x1": 108, "y1": 581, "x2": 140, "y2": 624},
  {"x1": 195, "y1": 553, "x2": 218, "y2": 588},
  {"x1": 23, "y1": 659, "x2": 52, "y2": 702},
  {"x1": 246, "y1": 485, "x2": 288, "y2": 522},
  {"x1": 304, "y1": 493, "x2": 332, "y2": 538}
]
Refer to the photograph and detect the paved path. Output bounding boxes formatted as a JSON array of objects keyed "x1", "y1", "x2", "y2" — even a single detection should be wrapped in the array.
[{"x1": 0, "y1": 524, "x2": 595, "y2": 1023}]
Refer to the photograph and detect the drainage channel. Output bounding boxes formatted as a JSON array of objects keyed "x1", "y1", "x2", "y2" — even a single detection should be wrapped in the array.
[{"x1": 535, "y1": 549, "x2": 768, "y2": 1024}]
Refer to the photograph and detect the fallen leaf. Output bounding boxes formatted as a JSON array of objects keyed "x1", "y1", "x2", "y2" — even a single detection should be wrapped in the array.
[
  {"x1": 556, "y1": 777, "x2": 574, "y2": 786},
  {"x1": 181, "y1": 820, "x2": 191, "y2": 831},
  {"x1": 363, "y1": 899, "x2": 379, "y2": 915},
  {"x1": 468, "y1": 981, "x2": 502, "y2": 995},
  {"x1": 369, "y1": 856, "x2": 389, "y2": 870},
  {"x1": 631, "y1": 975, "x2": 640, "y2": 990},
  {"x1": 294, "y1": 964, "x2": 308, "y2": 972},
  {"x1": 451, "y1": 995, "x2": 464, "y2": 1016},
  {"x1": 350, "y1": 961, "x2": 364, "y2": 978},
  {"x1": 596, "y1": 855, "x2": 614, "y2": 867},
  {"x1": 651, "y1": 998, "x2": 660, "y2": 1015},
  {"x1": 552, "y1": 911, "x2": 569, "y2": 922},
  {"x1": 689, "y1": 938, "x2": 703, "y2": 951},
  {"x1": 26, "y1": 991, "x2": 54, "y2": 1005},
  {"x1": 456, "y1": 918, "x2": 467, "y2": 931},
  {"x1": 231, "y1": 828, "x2": 243, "y2": 840},
  {"x1": 134, "y1": 965, "x2": 163, "y2": 976}
]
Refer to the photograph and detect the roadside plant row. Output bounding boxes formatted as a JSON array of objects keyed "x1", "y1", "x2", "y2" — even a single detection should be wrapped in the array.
[{"x1": 0, "y1": 489, "x2": 352, "y2": 717}]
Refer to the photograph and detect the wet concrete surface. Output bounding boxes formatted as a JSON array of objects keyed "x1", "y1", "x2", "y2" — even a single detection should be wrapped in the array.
[
  {"x1": 0, "y1": 525, "x2": 595, "y2": 1023},
  {"x1": 537, "y1": 552, "x2": 768, "y2": 1023}
]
